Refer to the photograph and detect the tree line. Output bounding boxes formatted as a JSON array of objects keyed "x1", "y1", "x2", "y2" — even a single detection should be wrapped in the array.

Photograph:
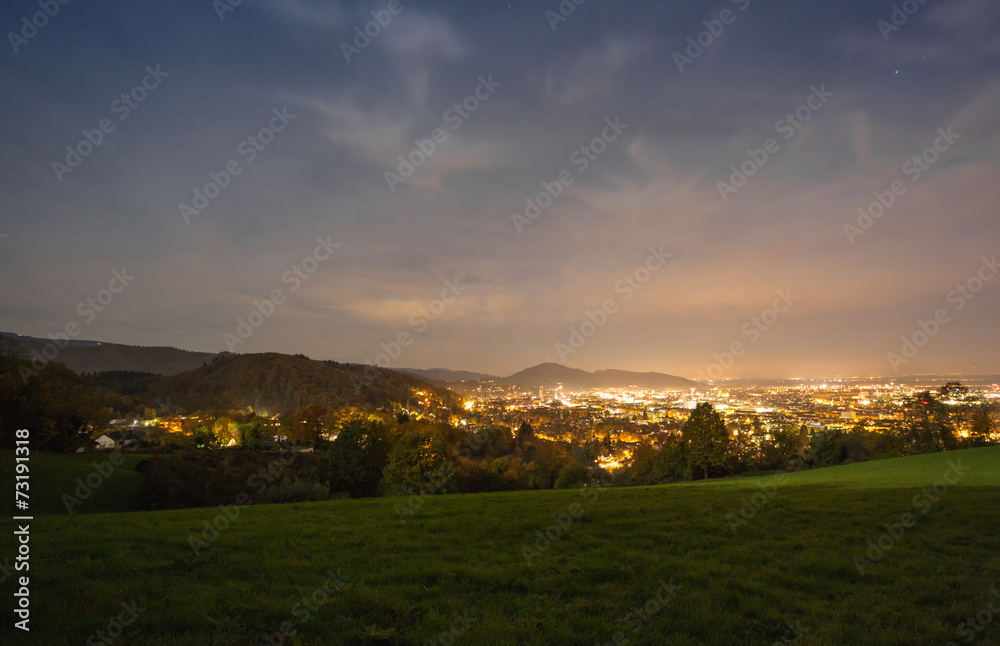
[{"x1": 615, "y1": 384, "x2": 996, "y2": 486}]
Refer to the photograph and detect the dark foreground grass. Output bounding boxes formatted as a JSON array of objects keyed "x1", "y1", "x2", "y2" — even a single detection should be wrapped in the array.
[
  {"x1": 0, "y1": 449, "x2": 147, "y2": 516},
  {"x1": 2, "y1": 447, "x2": 999, "y2": 645}
]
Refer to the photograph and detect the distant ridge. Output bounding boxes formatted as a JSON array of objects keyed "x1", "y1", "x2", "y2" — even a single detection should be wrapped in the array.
[
  {"x1": 498, "y1": 363, "x2": 697, "y2": 391},
  {"x1": 895, "y1": 374, "x2": 1000, "y2": 387},
  {"x1": 1, "y1": 332, "x2": 223, "y2": 376},
  {"x1": 396, "y1": 367, "x2": 497, "y2": 383}
]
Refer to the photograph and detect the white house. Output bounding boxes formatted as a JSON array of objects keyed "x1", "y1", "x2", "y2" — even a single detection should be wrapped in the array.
[{"x1": 94, "y1": 434, "x2": 116, "y2": 450}]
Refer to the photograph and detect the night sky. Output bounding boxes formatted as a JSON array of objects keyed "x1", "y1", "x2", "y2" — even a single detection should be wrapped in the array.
[{"x1": 1, "y1": 0, "x2": 998, "y2": 378}]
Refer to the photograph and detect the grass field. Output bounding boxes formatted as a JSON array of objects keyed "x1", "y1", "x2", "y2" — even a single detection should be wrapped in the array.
[
  {"x1": 0, "y1": 449, "x2": 148, "y2": 517},
  {"x1": 2, "y1": 447, "x2": 999, "y2": 645}
]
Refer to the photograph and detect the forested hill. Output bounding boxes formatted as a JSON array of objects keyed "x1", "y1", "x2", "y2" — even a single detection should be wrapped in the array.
[
  {"x1": 141, "y1": 353, "x2": 461, "y2": 415},
  {"x1": 1, "y1": 332, "x2": 221, "y2": 375}
]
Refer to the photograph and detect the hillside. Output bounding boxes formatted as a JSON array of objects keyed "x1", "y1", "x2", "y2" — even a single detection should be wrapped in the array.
[
  {"x1": 7, "y1": 447, "x2": 999, "y2": 645},
  {"x1": 1, "y1": 332, "x2": 222, "y2": 376},
  {"x1": 141, "y1": 352, "x2": 461, "y2": 415},
  {"x1": 499, "y1": 362, "x2": 697, "y2": 391}
]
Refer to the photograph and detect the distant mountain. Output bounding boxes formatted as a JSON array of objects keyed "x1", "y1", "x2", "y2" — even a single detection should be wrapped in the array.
[
  {"x1": 895, "y1": 374, "x2": 1000, "y2": 388},
  {"x1": 711, "y1": 375, "x2": 1000, "y2": 388},
  {"x1": 498, "y1": 363, "x2": 697, "y2": 391},
  {"x1": 396, "y1": 367, "x2": 497, "y2": 383},
  {"x1": 1, "y1": 332, "x2": 223, "y2": 376},
  {"x1": 141, "y1": 353, "x2": 460, "y2": 416}
]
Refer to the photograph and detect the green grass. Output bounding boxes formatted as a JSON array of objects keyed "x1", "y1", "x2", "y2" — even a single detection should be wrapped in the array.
[
  {"x1": 2, "y1": 447, "x2": 999, "y2": 645},
  {"x1": 711, "y1": 448, "x2": 999, "y2": 488},
  {"x1": 0, "y1": 449, "x2": 147, "y2": 516}
]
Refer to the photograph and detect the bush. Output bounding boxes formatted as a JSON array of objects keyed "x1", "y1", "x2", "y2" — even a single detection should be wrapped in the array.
[
  {"x1": 381, "y1": 432, "x2": 456, "y2": 496},
  {"x1": 258, "y1": 479, "x2": 330, "y2": 504},
  {"x1": 454, "y1": 459, "x2": 505, "y2": 493},
  {"x1": 327, "y1": 419, "x2": 389, "y2": 498},
  {"x1": 137, "y1": 448, "x2": 326, "y2": 510},
  {"x1": 554, "y1": 459, "x2": 587, "y2": 489}
]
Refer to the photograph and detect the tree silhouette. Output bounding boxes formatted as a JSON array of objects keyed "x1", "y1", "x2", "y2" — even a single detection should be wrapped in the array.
[
  {"x1": 682, "y1": 403, "x2": 730, "y2": 479},
  {"x1": 327, "y1": 418, "x2": 389, "y2": 497},
  {"x1": 295, "y1": 404, "x2": 329, "y2": 449}
]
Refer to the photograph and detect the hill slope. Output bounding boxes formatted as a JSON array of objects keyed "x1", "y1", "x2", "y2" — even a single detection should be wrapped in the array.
[
  {"x1": 141, "y1": 352, "x2": 460, "y2": 415},
  {"x1": 1, "y1": 332, "x2": 222, "y2": 375}
]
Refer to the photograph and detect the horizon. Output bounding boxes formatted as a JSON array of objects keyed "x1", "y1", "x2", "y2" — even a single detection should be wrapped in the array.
[{"x1": 4, "y1": 329, "x2": 998, "y2": 383}]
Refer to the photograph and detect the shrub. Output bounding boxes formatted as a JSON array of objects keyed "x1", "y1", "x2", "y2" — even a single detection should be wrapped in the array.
[
  {"x1": 258, "y1": 480, "x2": 330, "y2": 504},
  {"x1": 554, "y1": 459, "x2": 587, "y2": 489}
]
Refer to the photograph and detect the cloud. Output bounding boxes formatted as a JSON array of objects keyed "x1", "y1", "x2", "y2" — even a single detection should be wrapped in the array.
[
  {"x1": 380, "y1": 11, "x2": 466, "y2": 60},
  {"x1": 543, "y1": 35, "x2": 653, "y2": 105},
  {"x1": 296, "y1": 96, "x2": 413, "y2": 164},
  {"x1": 379, "y1": 10, "x2": 468, "y2": 109}
]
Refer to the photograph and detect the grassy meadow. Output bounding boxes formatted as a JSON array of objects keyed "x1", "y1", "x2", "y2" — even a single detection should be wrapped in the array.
[{"x1": 2, "y1": 447, "x2": 999, "y2": 645}]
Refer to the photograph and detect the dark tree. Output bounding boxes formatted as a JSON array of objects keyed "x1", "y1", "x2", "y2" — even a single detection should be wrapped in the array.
[
  {"x1": 0, "y1": 343, "x2": 105, "y2": 452},
  {"x1": 296, "y1": 404, "x2": 329, "y2": 449},
  {"x1": 327, "y1": 419, "x2": 390, "y2": 497},
  {"x1": 682, "y1": 403, "x2": 730, "y2": 479},
  {"x1": 516, "y1": 420, "x2": 535, "y2": 446},
  {"x1": 381, "y1": 431, "x2": 456, "y2": 496},
  {"x1": 903, "y1": 391, "x2": 957, "y2": 453},
  {"x1": 968, "y1": 401, "x2": 996, "y2": 446}
]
